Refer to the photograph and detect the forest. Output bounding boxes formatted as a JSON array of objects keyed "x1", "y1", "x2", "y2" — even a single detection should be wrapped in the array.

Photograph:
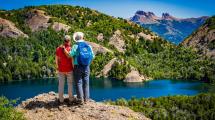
[{"x1": 108, "y1": 93, "x2": 215, "y2": 120}]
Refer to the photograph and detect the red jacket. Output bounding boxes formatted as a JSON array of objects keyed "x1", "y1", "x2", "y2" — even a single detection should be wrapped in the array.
[{"x1": 56, "y1": 45, "x2": 73, "y2": 72}]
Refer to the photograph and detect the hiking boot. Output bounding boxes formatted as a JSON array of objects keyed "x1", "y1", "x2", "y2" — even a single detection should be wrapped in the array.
[
  {"x1": 76, "y1": 99, "x2": 84, "y2": 105},
  {"x1": 57, "y1": 99, "x2": 64, "y2": 105},
  {"x1": 84, "y1": 99, "x2": 89, "y2": 104},
  {"x1": 69, "y1": 97, "x2": 75, "y2": 102}
]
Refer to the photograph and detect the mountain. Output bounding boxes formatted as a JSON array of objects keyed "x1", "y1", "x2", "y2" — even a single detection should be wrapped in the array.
[
  {"x1": 130, "y1": 11, "x2": 209, "y2": 44},
  {"x1": 0, "y1": 5, "x2": 214, "y2": 83},
  {"x1": 181, "y1": 16, "x2": 215, "y2": 59}
]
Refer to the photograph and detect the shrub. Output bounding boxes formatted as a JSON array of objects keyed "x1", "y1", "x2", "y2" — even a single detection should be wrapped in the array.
[
  {"x1": 0, "y1": 96, "x2": 25, "y2": 120},
  {"x1": 110, "y1": 93, "x2": 215, "y2": 120}
]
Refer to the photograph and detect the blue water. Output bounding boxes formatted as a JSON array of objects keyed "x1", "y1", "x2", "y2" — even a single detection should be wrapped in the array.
[{"x1": 0, "y1": 78, "x2": 212, "y2": 104}]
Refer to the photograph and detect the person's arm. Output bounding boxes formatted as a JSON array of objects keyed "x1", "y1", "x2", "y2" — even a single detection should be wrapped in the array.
[
  {"x1": 62, "y1": 45, "x2": 77, "y2": 58},
  {"x1": 55, "y1": 55, "x2": 59, "y2": 70},
  {"x1": 71, "y1": 57, "x2": 74, "y2": 69},
  {"x1": 63, "y1": 46, "x2": 71, "y2": 58},
  {"x1": 90, "y1": 46, "x2": 95, "y2": 59},
  {"x1": 58, "y1": 44, "x2": 70, "y2": 57}
]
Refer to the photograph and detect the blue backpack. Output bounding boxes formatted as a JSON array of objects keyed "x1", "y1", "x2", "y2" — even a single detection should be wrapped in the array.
[{"x1": 76, "y1": 42, "x2": 93, "y2": 65}]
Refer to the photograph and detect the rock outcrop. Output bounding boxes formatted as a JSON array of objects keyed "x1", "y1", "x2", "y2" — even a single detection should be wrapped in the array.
[
  {"x1": 17, "y1": 92, "x2": 149, "y2": 120},
  {"x1": 52, "y1": 22, "x2": 71, "y2": 32},
  {"x1": 86, "y1": 41, "x2": 113, "y2": 55},
  {"x1": 98, "y1": 58, "x2": 117, "y2": 77},
  {"x1": 182, "y1": 16, "x2": 215, "y2": 59},
  {"x1": 25, "y1": 9, "x2": 71, "y2": 32},
  {"x1": 25, "y1": 9, "x2": 51, "y2": 32},
  {"x1": 109, "y1": 30, "x2": 125, "y2": 52},
  {"x1": 124, "y1": 69, "x2": 152, "y2": 83},
  {"x1": 137, "y1": 32, "x2": 157, "y2": 41},
  {"x1": 0, "y1": 18, "x2": 28, "y2": 38}
]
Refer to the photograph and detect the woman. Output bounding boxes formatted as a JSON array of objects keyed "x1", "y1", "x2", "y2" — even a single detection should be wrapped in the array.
[{"x1": 55, "y1": 35, "x2": 74, "y2": 104}]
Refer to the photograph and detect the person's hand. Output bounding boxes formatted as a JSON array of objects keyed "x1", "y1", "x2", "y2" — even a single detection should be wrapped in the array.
[
  {"x1": 55, "y1": 65, "x2": 59, "y2": 74},
  {"x1": 59, "y1": 44, "x2": 64, "y2": 48},
  {"x1": 55, "y1": 70, "x2": 58, "y2": 75}
]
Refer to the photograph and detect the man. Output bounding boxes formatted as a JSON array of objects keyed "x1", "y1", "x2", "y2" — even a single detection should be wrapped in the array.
[
  {"x1": 55, "y1": 35, "x2": 74, "y2": 103},
  {"x1": 63, "y1": 32, "x2": 94, "y2": 104}
]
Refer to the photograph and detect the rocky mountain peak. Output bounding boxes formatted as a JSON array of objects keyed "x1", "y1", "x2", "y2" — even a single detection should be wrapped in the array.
[
  {"x1": 132, "y1": 11, "x2": 159, "y2": 24},
  {"x1": 162, "y1": 13, "x2": 177, "y2": 20},
  {"x1": 135, "y1": 11, "x2": 156, "y2": 18},
  {"x1": 135, "y1": 11, "x2": 159, "y2": 20}
]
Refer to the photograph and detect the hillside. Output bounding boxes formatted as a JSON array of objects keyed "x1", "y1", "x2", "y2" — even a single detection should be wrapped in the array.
[
  {"x1": 182, "y1": 16, "x2": 215, "y2": 59},
  {"x1": 0, "y1": 5, "x2": 215, "y2": 83},
  {"x1": 17, "y1": 92, "x2": 149, "y2": 120},
  {"x1": 130, "y1": 11, "x2": 208, "y2": 44}
]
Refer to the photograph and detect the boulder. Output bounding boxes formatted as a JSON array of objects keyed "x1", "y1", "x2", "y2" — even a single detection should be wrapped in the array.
[
  {"x1": 0, "y1": 18, "x2": 28, "y2": 38},
  {"x1": 86, "y1": 20, "x2": 92, "y2": 27},
  {"x1": 124, "y1": 70, "x2": 152, "y2": 82},
  {"x1": 51, "y1": 22, "x2": 71, "y2": 32}
]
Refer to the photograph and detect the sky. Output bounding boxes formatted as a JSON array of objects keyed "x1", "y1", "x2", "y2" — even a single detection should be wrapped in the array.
[{"x1": 0, "y1": 0, "x2": 215, "y2": 18}]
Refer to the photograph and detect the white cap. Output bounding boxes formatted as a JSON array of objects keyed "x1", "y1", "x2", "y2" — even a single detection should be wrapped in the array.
[
  {"x1": 73, "y1": 32, "x2": 84, "y2": 42},
  {"x1": 64, "y1": 35, "x2": 71, "y2": 41}
]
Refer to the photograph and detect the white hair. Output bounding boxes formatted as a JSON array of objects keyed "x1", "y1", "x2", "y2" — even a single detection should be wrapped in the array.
[
  {"x1": 73, "y1": 32, "x2": 84, "y2": 42},
  {"x1": 64, "y1": 35, "x2": 71, "y2": 41}
]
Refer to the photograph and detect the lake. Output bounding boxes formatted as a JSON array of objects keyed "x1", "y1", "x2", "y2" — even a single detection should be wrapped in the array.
[{"x1": 0, "y1": 78, "x2": 213, "y2": 104}]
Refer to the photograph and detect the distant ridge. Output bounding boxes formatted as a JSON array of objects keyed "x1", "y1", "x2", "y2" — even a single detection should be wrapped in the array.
[{"x1": 130, "y1": 10, "x2": 209, "y2": 44}]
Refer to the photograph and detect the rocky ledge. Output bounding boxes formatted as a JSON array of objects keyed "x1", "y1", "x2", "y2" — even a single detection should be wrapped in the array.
[{"x1": 17, "y1": 92, "x2": 149, "y2": 120}]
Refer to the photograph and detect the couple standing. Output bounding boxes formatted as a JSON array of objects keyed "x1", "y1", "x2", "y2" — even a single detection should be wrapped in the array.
[{"x1": 55, "y1": 32, "x2": 95, "y2": 104}]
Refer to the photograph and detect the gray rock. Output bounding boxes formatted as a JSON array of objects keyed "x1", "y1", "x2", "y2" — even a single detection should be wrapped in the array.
[
  {"x1": 25, "y1": 9, "x2": 51, "y2": 32},
  {"x1": 109, "y1": 30, "x2": 126, "y2": 52},
  {"x1": 124, "y1": 70, "x2": 152, "y2": 82},
  {"x1": 51, "y1": 22, "x2": 71, "y2": 32},
  {"x1": 86, "y1": 41, "x2": 113, "y2": 55},
  {"x1": 97, "y1": 33, "x2": 104, "y2": 42}
]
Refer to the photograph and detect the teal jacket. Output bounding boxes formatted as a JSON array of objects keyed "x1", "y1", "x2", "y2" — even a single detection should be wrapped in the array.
[{"x1": 69, "y1": 40, "x2": 95, "y2": 65}]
